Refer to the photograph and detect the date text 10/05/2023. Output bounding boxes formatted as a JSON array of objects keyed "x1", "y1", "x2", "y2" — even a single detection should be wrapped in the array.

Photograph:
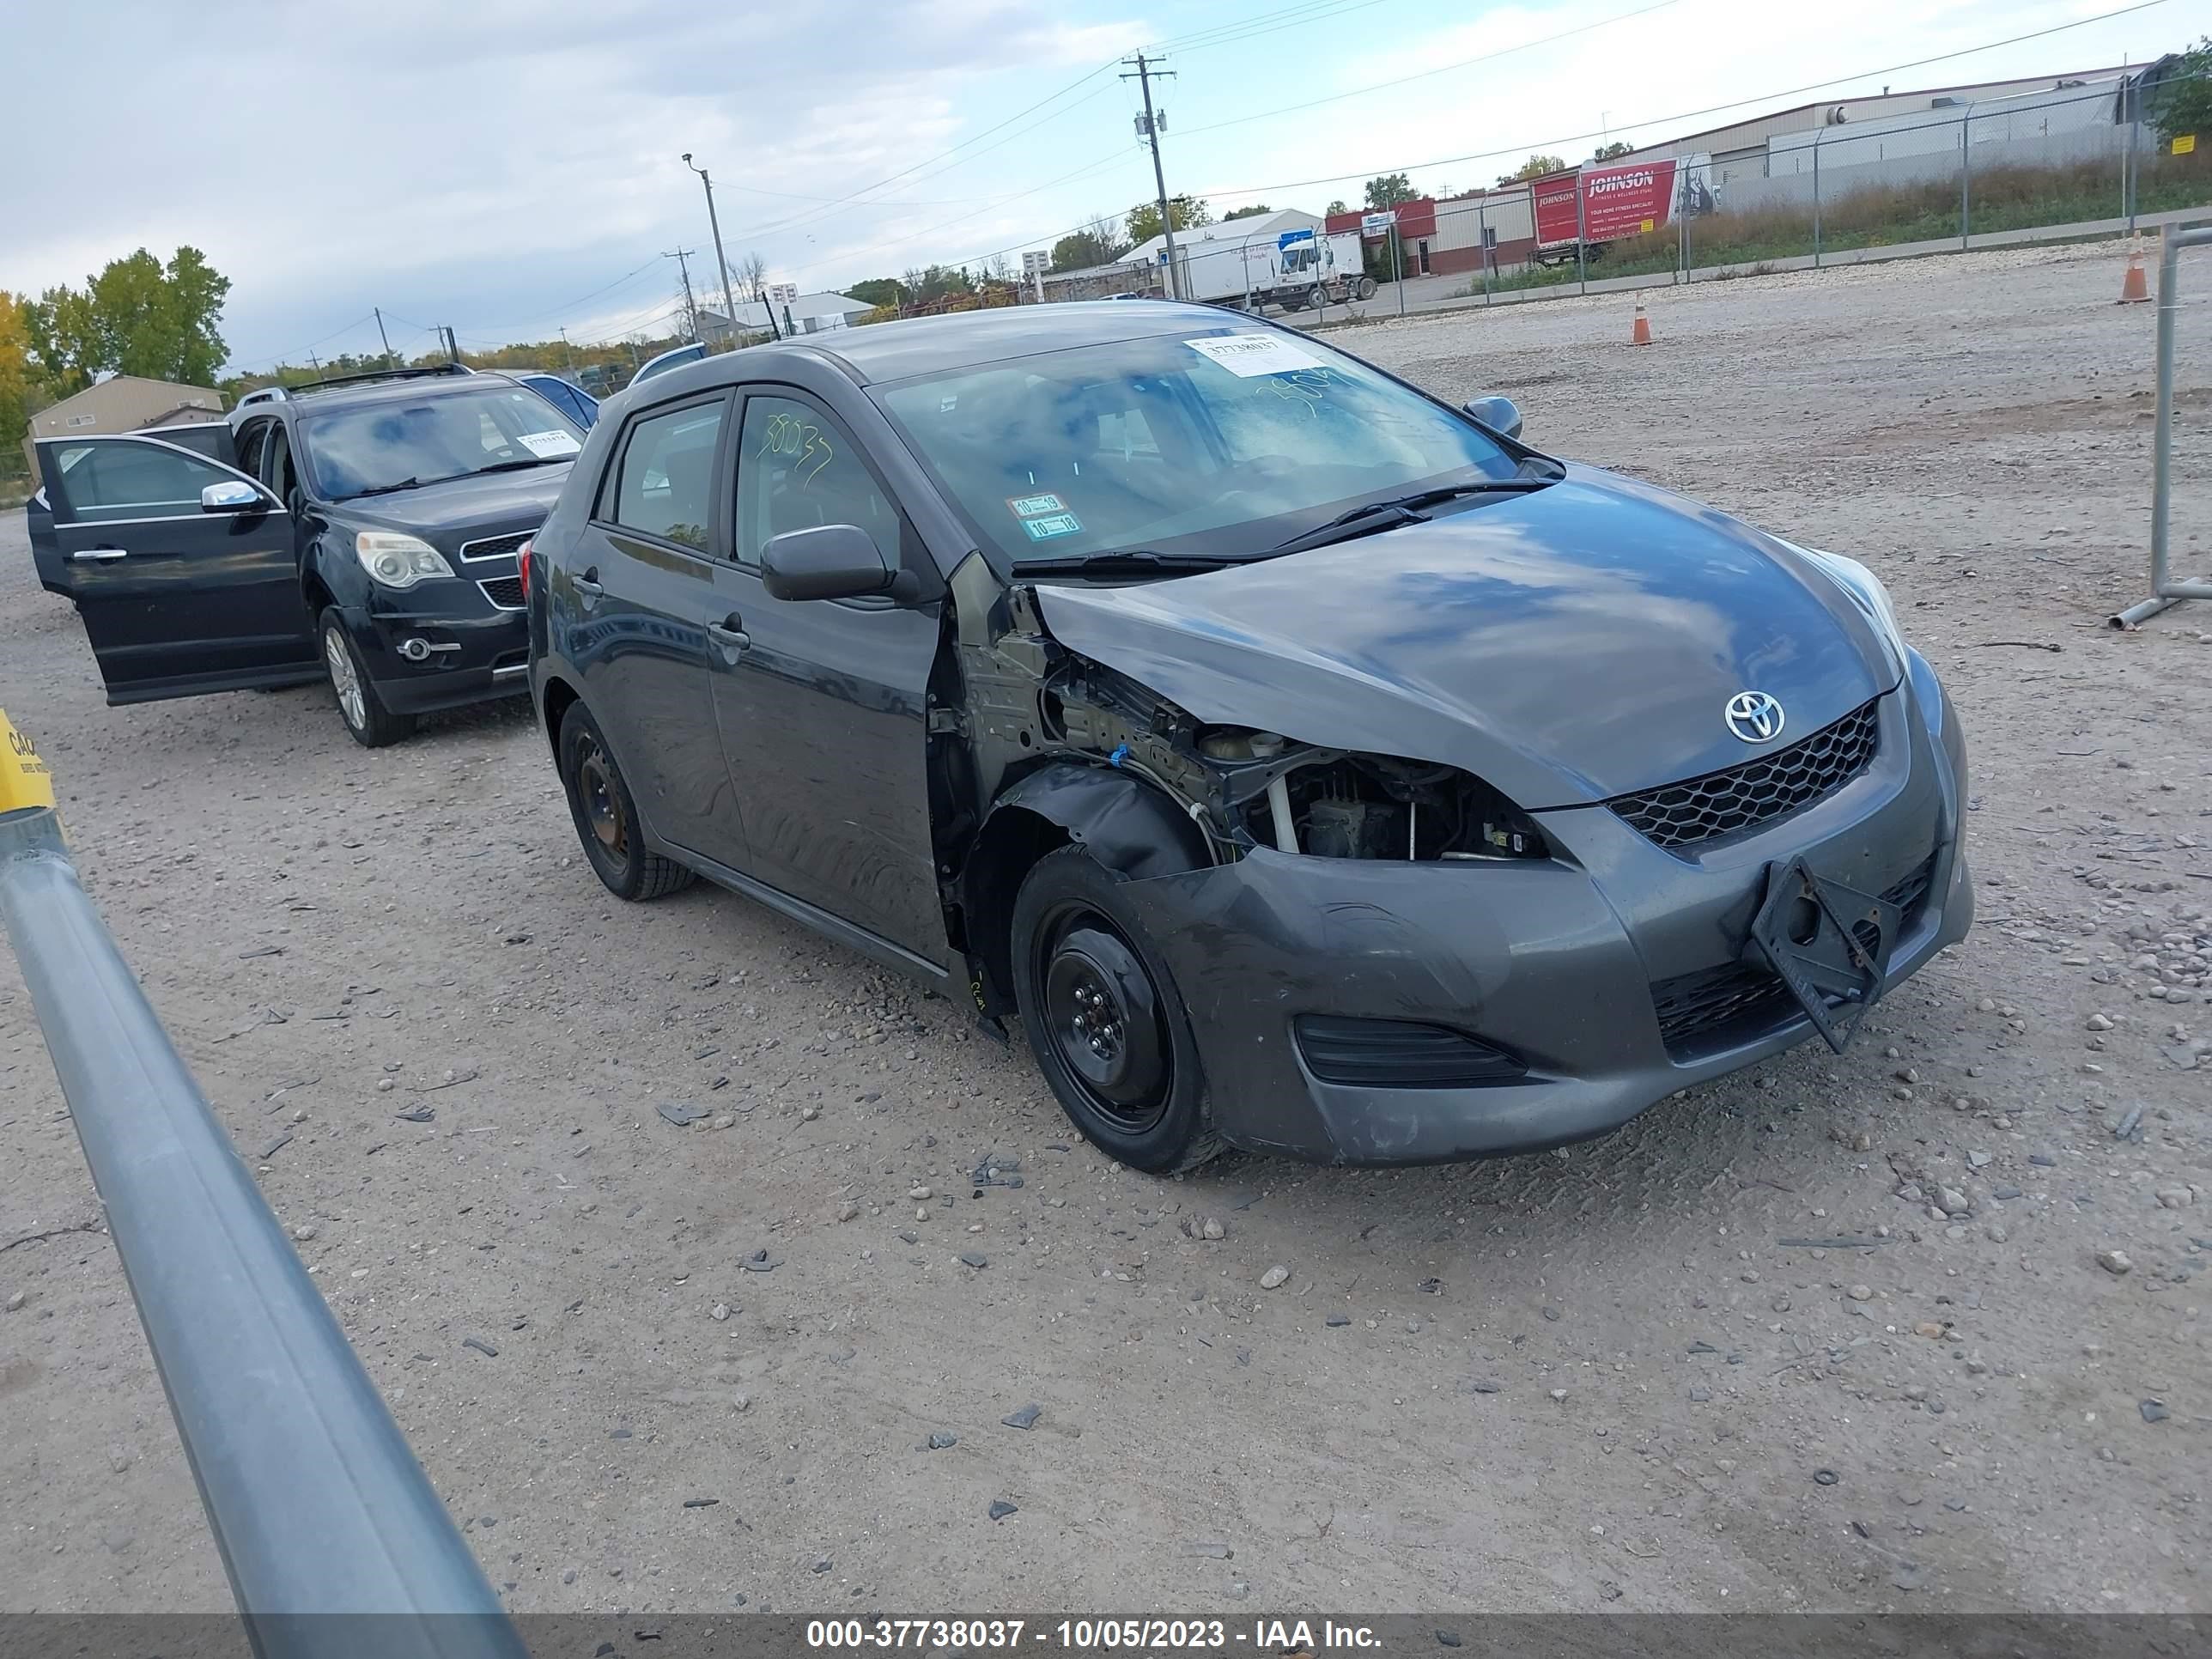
[{"x1": 805, "y1": 1620, "x2": 1382, "y2": 1650}]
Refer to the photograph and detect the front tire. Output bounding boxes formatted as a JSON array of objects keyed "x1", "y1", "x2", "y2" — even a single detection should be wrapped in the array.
[
  {"x1": 557, "y1": 702, "x2": 695, "y2": 901},
  {"x1": 1012, "y1": 846, "x2": 1219, "y2": 1174},
  {"x1": 319, "y1": 609, "x2": 415, "y2": 748}
]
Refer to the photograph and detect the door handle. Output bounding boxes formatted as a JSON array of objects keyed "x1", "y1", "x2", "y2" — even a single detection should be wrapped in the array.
[
  {"x1": 573, "y1": 566, "x2": 604, "y2": 599},
  {"x1": 72, "y1": 547, "x2": 129, "y2": 562},
  {"x1": 707, "y1": 613, "x2": 750, "y2": 651}
]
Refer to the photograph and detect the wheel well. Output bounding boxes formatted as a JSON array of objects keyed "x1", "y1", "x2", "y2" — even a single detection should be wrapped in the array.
[
  {"x1": 540, "y1": 675, "x2": 580, "y2": 757},
  {"x1": 962, "y1": 805, "x2": 1069, "y2": 1013},
  {"x1": 301, "y1": 566, "x2": 334, "y2": 618}
]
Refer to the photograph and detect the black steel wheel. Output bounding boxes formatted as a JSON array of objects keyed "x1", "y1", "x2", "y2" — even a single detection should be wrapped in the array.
[
  {"x1": 556, "y1": 702, "x2": 695, "y2": 901},
  {"x1": 1012, "y1": 846, "x2": 1218, "y2": 1172}
]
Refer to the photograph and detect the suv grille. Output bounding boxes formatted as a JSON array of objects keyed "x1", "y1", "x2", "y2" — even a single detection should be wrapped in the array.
[
  {"x1": 1608, "y1": 700, "x2": 1881, "y2": 850},
  {"x1": 1650, "y1": 854, "x2": 1940, "y2": 1059},
  {"x1": 478, "y1": 576, "x2": 525, "y2": 610},
  {"x1": 459, "y1": 530, "x2": 535, "y2": 563}
]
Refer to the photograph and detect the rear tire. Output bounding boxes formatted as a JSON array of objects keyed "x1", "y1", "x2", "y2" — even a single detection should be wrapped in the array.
[
  {"x1": 1012, "y1": 846, "x2": 1220, "y2": 1174},
  {"x1": 557, "y1": 702, "x2": 696, "y2": 901},
  {"x1": 319, "y1": 609, "x2": 415, "y2": 748}
]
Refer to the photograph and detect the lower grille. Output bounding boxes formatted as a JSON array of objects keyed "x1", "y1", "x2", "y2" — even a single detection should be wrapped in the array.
[
  {"x1": 1651, "y1": 854, "x2": 1942, "y2": 1060},
  {"x1": 1294, "y1": 1016, "x2": 1524, "y2": 1088},
  {"x1": 479, "y1": 576, "x2": 525, "y2": 610}
]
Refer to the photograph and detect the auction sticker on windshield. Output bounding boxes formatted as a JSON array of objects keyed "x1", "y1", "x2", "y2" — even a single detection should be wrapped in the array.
[
  {"x1": 517, "y1": 429, "x2": 583, "y2": 459},
  {"x1": 1020, "y1": 511, "x2": 1083, "y2": 541},
  {"x1": 1185, "y1": 333, "x2": 1326, "y2": 378}
]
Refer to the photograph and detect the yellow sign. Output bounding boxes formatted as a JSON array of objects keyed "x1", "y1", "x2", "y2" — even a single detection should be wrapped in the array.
[
  {"x1": 2175, "y1": 133, "x2": 2198, "y2": 155},
  {"x1": 1641, "y1": 218, "x2": 1656, "y2": 234},
  {"x1": 0, "y1": 708, "x2": 57, "y2": 813}
]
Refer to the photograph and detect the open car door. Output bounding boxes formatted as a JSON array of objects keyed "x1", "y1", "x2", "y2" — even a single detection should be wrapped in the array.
[{"x1": 36, "y1": 434, "x2": 321, "y2": 705}]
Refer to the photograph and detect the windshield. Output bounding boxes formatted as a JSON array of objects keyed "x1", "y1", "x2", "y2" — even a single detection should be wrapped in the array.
[
  {"x1": 873, "y1": 328, "x2": 1521, "y2": 566},
  {"x1": 301, "y1": 386, "x2": 584, "y2": 499}
]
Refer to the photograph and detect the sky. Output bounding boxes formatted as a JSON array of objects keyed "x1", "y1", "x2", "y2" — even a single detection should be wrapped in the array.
[{"x1": 0, "y1": 0, "x2": 2190, "y2": 372}]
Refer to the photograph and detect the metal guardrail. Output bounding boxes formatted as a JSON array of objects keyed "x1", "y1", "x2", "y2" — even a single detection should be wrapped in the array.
[
  {"x1": 2113, "y1": 222, "x2": 2212, "y2": 629},
  {"x1": 0, "y1": 713, "x2": 527, "y2": 1659}
]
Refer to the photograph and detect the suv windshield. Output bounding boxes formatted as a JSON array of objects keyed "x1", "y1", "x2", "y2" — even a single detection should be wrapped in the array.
[
  {"x1": 301, "y1": 386, "x2": 585, "y2": 499},
  {"x1": 873, "y1": 328, "x2": 1523, "y2": 566}
]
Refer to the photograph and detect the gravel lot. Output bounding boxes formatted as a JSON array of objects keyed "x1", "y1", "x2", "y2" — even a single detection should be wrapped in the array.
[{"x1": 2, "y1": 241, "x2": 2206, "y2": 1617}]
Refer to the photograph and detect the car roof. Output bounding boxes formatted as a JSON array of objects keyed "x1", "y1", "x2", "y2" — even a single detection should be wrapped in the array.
[
  {"x1": 738, "y1": 301, "x2": 1254, "y2": 386},
  {"x1": 230, "y1": 374, "x2": 514, "y2": 425}
]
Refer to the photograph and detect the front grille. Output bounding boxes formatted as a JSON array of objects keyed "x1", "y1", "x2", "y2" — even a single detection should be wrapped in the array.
[
  {"x1": 1650, "y1": 854, "x2": 1942, "y2": 1059},
  {"x1": 478, "y1": 576, "x2": 525, "y2": 610},
  {"x1": 1608, "y1": 700, "x2": 1881, "y2": 850},
  {"x1": 459, "y1": 530, "x2": 536, "y2": 563},
  {"x1": 1294, "y1": 1016, "x2": 1525, "y2": 1088}
]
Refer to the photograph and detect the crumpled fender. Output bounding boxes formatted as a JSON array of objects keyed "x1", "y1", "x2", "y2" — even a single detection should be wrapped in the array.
[{"x1": 985, "y1": 763, "x2": 1212, "y2": 880}]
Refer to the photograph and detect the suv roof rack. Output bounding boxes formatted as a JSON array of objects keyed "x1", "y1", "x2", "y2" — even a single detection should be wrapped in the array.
[{"x1": 286, "y1": 362, "x2": 477, "y2": 398}]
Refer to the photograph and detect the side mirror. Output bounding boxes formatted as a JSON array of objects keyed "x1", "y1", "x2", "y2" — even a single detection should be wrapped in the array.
[
  {"x1": 760, "y1": 523, "x2": 896, "y2": 602},
  {"x1": 1463, "y1": 395, "x2": 1523, "y2": 442},
  {"x1": 201, "y1": 480, "x2": 264, "y2": 514}
]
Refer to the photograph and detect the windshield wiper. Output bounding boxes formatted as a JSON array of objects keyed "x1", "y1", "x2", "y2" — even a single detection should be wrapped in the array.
[
  {"x1": 343, "y1": 457, "x2": 568, "y2": 500},
  {"x1": 1017, "y1": 549, "x2": 1257, "y2": 579},
  {"x1": 1266, "y1": 476, "x2": 1557, "y2": 556},
  {"x1": 473, "y1": 457, "x2": 568, "y2": 474},
  {"x1": 346, "y1": 477, "x2": 424, "y2": 499}
]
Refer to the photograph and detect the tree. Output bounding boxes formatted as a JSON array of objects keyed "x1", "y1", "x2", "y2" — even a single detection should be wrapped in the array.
[
  {"x1": 1222, "y1": 203, "x2": 1274, "y2": 221},
  {"x1": 0, "y1": 292, "x2": 44, "y2": 479},
  {"x1": 1325, "y1": 198, "x2": 1348, "y2": 215},
  {"x1": 27, "y1": 284, "x2": 100, "y2": 396},
  {"x1": 736, "y1": 251, "x2": 769, "y2": 301},
  {"x1": 1593, "y1": 140, "x2": 1634, "y2": 161},
  {"x1": 1498, "y1": 154, "x2": 1569, "y2": 185},
  {"x1": 845, "y1": 276, "x2": 905, "y2": 307},
  {"x1": 1364, "y1": 173, "x2": 1418, "y2": 210},
  {"x1": 1126, "y1": 195, "x2": 1210, "y2": 245},
  {"x1": 2150, "y1": 35, "x2": 2212, "y2": 141},
  {"x1": 915, "y1": 264, "x2": 973, "y2": 301},
  {"x1": 987, "y1": 252, "x2": 1012, "y2": 283},
  {"x1": 27, "y1": 246, "x2": 230, "y2": 392}
]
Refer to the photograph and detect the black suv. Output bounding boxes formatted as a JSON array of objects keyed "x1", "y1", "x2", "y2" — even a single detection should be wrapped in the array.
[{"x1": 32, "y1": 364, "x2": 584, "y2": 745}]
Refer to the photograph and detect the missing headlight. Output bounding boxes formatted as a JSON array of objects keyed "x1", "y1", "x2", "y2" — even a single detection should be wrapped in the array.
[{"x1": 1225, "y1": 750, "x2": 1547, "y2": 861}]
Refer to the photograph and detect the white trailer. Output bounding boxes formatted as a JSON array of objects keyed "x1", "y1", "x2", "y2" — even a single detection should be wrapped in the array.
[{"x1": 1173, "y1": 228, "x2": 1376, "y2": 312}]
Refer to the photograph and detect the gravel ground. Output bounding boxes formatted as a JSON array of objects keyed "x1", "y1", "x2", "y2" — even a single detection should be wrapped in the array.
[{"x1": 1, "y1": 240, "x2": 2206, "y2": 1617}]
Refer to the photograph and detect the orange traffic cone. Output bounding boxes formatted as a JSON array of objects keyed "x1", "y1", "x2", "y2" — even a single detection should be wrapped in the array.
[
  {"x1": 1630, "y1": 302, "x2": 1652, "y2": 345},
  {"x1": 2119, "y1": 243, "x2": 2150, "y2": 304}
]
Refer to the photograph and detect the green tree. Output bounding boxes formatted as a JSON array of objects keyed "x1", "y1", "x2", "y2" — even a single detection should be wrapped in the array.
[
  {"x1": 1364, "y1": 173, "x2": 1418, "y2": 210},
  {"x1": 1126, "y1": 195, "x2": 1211, "y2": 244},
  {"x1": 27, "y1": 284, "x2": 101, "y2": 395},
  {"x1": 2150, "y1": 36, "x2": 2212, "y2": 141},
  {"x1": 1498, "y1": 154, "x2": 1568, "y2": 185},
  {"x1": 915, "y1": 264, "x2": 974, "y2": 301},
  {"x1": 845, "y1": 276, "x2": 905, "y2": 307},
  {"x1": 1592, "y1": 141, "x2": 1634, "y2": 161},
  {"x1": 1222, "y1": 203, "x2": 1274, "y2": 221},
  {"x1": 1325, "y1": 198, "x2": 1348, "y2": 215}
]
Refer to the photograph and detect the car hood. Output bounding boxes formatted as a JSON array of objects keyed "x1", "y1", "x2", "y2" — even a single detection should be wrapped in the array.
[
  {"x1": 341, "y1": 465, "x2": 571, "y2": 550},
  {"x1": 1029, "y1": 465, "x2": 1899, "y2": 810}
]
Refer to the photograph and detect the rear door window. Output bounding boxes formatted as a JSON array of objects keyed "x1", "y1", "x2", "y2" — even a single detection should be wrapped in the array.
[{"x1": 606, "y1": 399, "x2": 726, "y2": 551}]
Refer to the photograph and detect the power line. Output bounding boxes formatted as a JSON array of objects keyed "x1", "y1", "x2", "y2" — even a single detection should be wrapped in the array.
[
  {"x1": 1197, "y1": 0, "x2": 2177, "y2": 198},
  {"x1": 1174, "y1": 0, "x2": 1692, "y2": 143},
  {"x1": 1151, "y1": 0, "x2": 1395, "y2": 56}
]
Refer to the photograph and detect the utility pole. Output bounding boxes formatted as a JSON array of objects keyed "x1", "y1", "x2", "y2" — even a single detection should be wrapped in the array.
[
  {"x1": 683, "y1": 155, "x2": 753, "y2": 345},
  {"x1": 558, "y1": 326, "x2": 574, "y2": 372},
  {"x1": 373, "y1": 307, "x2": 396, "y2": 368},
  {"x1": 663, "y1": 247, "x2": 701, "y2": 343},
  {"x1": 1122, "y1": 51, "x2": 1179, "y2": 299}
]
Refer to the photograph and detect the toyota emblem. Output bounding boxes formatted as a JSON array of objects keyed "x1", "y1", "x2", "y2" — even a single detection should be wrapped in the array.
[{"x1": 1724, "y1": 690, "x2": 1785, "y2": 744}]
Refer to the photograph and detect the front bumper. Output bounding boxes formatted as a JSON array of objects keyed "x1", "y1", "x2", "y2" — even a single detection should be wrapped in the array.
[
  {"x1": 341, "y1": 599, "x2": 530, "y2": 716},
  {"x1": 1121, "y1": 672, "x2": 1972, "y2": 1165}
]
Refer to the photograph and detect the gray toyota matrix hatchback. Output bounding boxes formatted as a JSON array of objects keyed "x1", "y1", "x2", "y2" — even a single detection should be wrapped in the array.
[{"x1": 525, "y1": 303, "x2": 1971, "y2": 1172}]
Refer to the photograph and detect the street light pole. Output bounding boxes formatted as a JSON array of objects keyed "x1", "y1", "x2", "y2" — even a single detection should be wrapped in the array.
[{"x1": 682, "y1": 153, "x2": 750, "y2": 346}]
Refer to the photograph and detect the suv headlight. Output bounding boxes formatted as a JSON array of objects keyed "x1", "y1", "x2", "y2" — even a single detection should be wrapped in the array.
[
  {"x1": 355, "y1": 531, "x2": 456, "y2": 589},
  {"x1": 1790, "y1": 543, "x2": 1908, "y2": 673}
]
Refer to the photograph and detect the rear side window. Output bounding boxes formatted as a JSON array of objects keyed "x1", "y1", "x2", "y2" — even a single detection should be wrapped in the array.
[
  {"x1": 50, "y1": 440, "x2": 233, "y2": 522},
  {"x1": 609, "y1": 401, "x2": 725, "y2": 550}
]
